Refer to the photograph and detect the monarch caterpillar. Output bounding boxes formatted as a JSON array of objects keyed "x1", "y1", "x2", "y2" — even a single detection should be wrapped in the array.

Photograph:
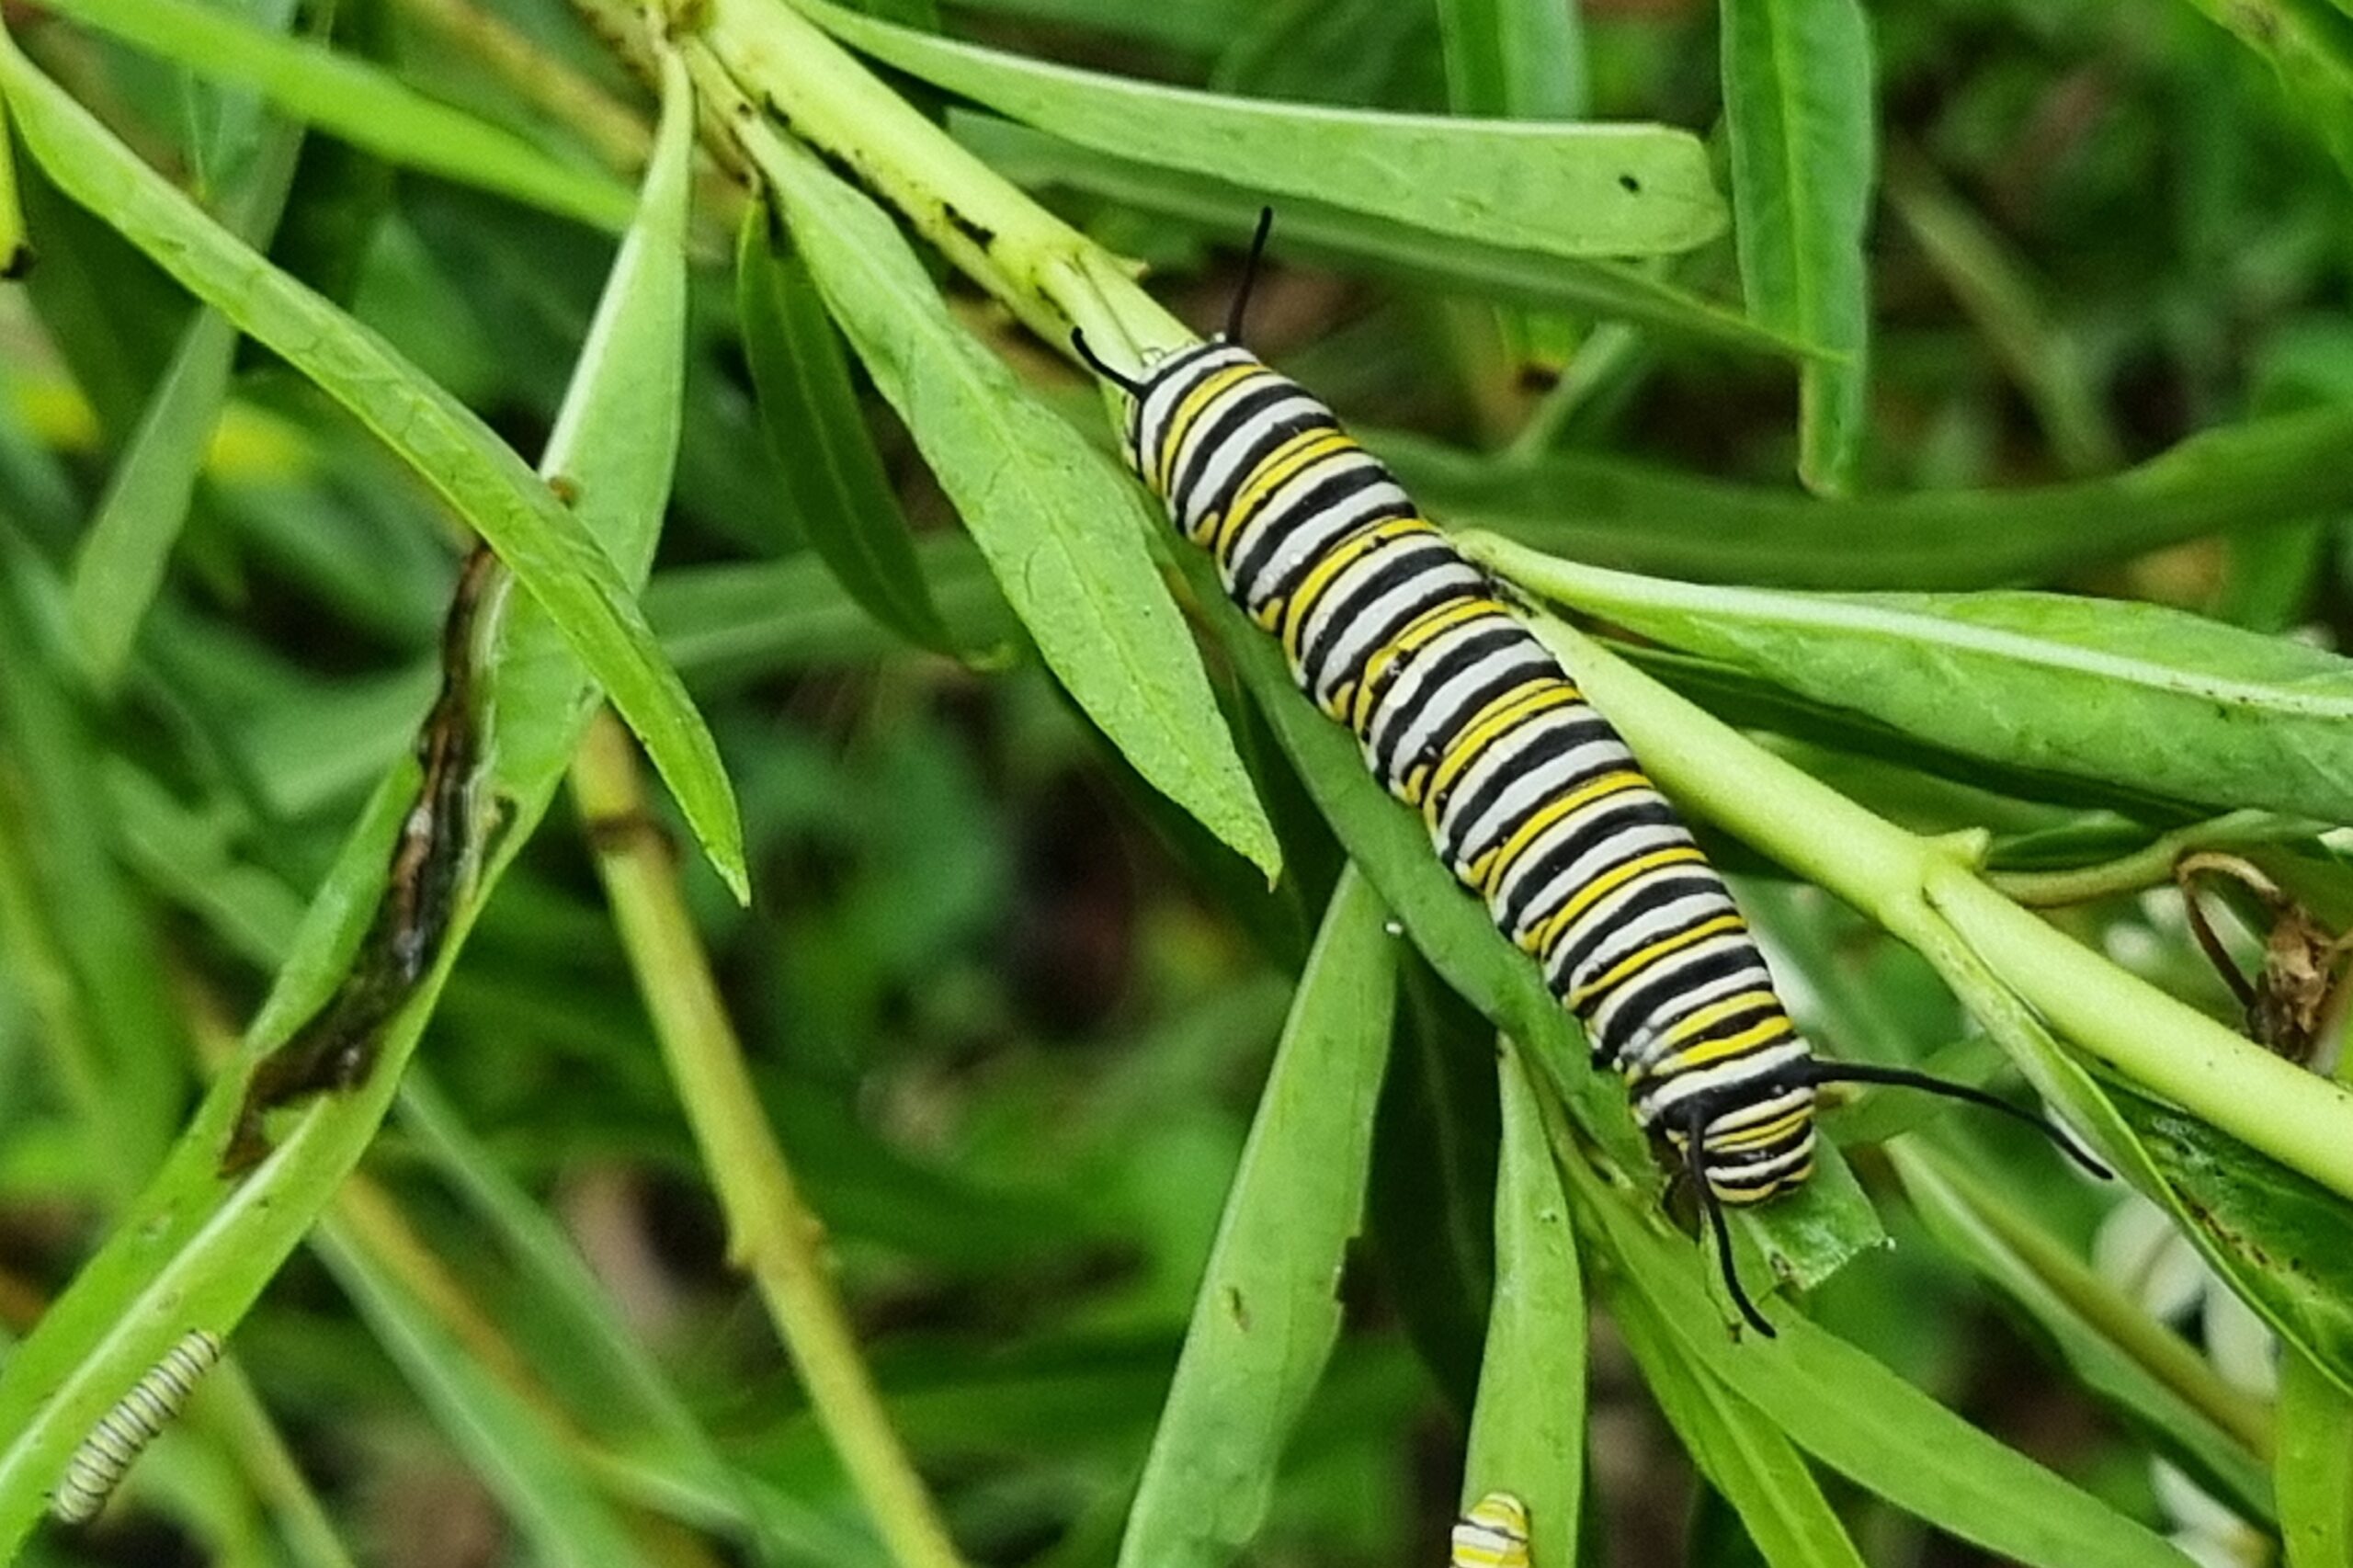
[
  {"x1": 1074, "y1": 213, "x2": 2105, "y2": 1335},
  {"x1": 51, "y1": 1330, "x2": 224, "y2": 1524},
  {"x1": 1451, "y1": 1492, "x2": 1532, "y2": 1567}
]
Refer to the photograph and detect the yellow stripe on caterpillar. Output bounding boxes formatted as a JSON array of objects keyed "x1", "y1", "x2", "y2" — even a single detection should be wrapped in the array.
[{"x1": 1450, "y1": 1492, "x2": 1531, "y2": 1568}]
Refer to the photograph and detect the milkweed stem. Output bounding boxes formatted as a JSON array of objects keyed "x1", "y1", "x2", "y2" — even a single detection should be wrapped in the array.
[{"x1": 570, "y1": 710, "x2": 968, "y2": 1568}]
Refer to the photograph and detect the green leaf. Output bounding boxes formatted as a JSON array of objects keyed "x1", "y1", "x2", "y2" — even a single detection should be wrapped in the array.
[
  {"x1": 652, "y1": 540, "x2": 1008, "y2": 685},
  {"x1": 1474, "y1": 552, "x2": 2353, "y2": 830},
  {"x1": 792, "y1": 0, "x2": 1725, "y2": 259},
  {"x1": 1559, "y1": 1150, "x2": 2199, "y2": 1568},
  {"x1": 0, "y1": 557, "x2": 186, "y2": 1184},
  {"x1": 1435, "y1": 0, "x2": 1586, "y2": 372},
  {"x1": 1608, "y1": 1278, "x2": 1869, "y2": 1568},
  {"x1": 64, "y1": 0, "x2": 320, "y2": 691},
  {"x1": 1889, "y1": 1141, "x2": 2275, "y2": 1521},
  {"x1": 1381, "y1": 403, "x2": 2353, "y2": 592},
  {"x1": 2281, "y1": 1347, "x2": 2353, "y2": 1568},
  {"x1": 750, "y1": 125, "x2": 1279, "y2": 879},
  {"x1": 1116, "y1": 867, "x2": 1398, "y2": 1568},
  {"x1": 2108, "y1": 1083, "x2": 2353, "y2": 1396},
  {"x1": 1369, "y1": 966, "x2": 1501, "y2": 1415},
  {"x1": 395, "y1": 1077, "x2": 864, "y2": 1568},
  {"x1": 957, "y1": 116, "x2": 1796, "y2": 360},
  {"x1": 1461, "y1": 1043, "x2": 1585, "y2": 1568},
  {"x1": 958, "y1": 0, "x2": 1255, "y2": 54},
  {"x1": 1717, "y1": 0, "x2": 1873, "y2": 493},
  {"x1": 1437, "y1": 0, "x2": 1585, "y2": 120},
  {"x1": 0, "y1": 36, "x2": 745, "y2": 897},
  {"x1": 2175, "y1": 0, "x2": 2353, "y2": 184},
  {"x1": 1883, "y1": 149, "x2": 2118, "y2": 478},
  {"x1": 734, "y1": 199, "x2": 960, "y2": 655},
  {"x1": 0, "y1": 53, "x2": 701, "y2": 1552},
  {"x1": 312, "y1": 1197, "x2": 661, "y2": 1568},
  {"x1": 34, "y1": 0, "x2": 635, "y2": 231},
  {"x1": 66, "y1": 307, "x2": 237, "y2": 689}
]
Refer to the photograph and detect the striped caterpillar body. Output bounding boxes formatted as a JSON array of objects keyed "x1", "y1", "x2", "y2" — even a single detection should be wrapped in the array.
[
  {"x1": 51, "y1": 1330, "x2": 223, "y2": 1524},
  {"x1": 1451, "y1": 1493, "x2": 1532, "y2": 1567},
  {"x1": 1074, "y1": 215, "x2": 2103, "y2": 1335}
]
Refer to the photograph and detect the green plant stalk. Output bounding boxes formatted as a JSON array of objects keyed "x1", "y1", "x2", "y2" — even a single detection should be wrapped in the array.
[
  {"x1": 669, "y1": 0, "x2": 1186, "y2": 365},
  {"x1": 1462, "y1": 533, "x2": 2353, "y2": 1201},
  {"x1": 392, "y1": 0, "x2": 649, "y2": 171},
  {"x1": 2278, "y1": 1020, "x2": 2353, "y2": 1565},
  {"x1": 199, "y1": 1364, "x2": 363, "y2": 1568},
  {"x1": 569, "y1": 710, "x2": 966, "y2": 1568},
  {"x1": 0, "y1": 773, "x2": 122, "y2": 1198},
  {"x1": 1989, "y1": 811, "x2": 2322, "y2": 906}
]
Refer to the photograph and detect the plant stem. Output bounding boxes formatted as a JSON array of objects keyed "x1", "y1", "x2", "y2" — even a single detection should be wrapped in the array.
[
  {"x1": 1988, "y1": 810, "x2": 2320, "y2": 906},
  {"x1": 1471, "y1": 585, "x2": 2353, "y2": 1203},
  {"x1": 674, "y1": 0, "x2": 1188, "y2": 364},
  {"x1": 202, "y1": 1365, "x2": 365, "y2": 1568},
  {"x1": 570, "y1": 710, "x2": 968, "y2": 1568},
  {"x1": 394, "y1": 0, "x2": 651, "y2": 172}
]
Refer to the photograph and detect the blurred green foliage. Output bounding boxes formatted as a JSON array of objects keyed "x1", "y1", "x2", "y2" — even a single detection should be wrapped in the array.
[{"x1": 0, "y1": 0, "x2": 2348, "y2": 1564}]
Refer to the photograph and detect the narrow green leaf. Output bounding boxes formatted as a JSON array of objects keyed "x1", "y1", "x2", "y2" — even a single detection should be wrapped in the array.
[
  {"x1": 1437, "y1": 0, "x2": 1585, "y2": 121},
  {"x1": 311, "y1": 1205, "x2": 659, "y2": 1568},
  {"x1": 1369, "y1": 967, "x2": 1501, "y2": 1415},
  {"x1": 2175, "y1": 0, "x2": 2353, "y2": 185},
  {"x1": 1436, "y1": 0, "x2": 1586, "y2": 372},
  {"x1": 734, "y1": 199, "x2": 959, "y2": 655},
  {"x1": 63, "y1": 79, "x2": 309, "y2": 692},
  {"x1": 958, "y1": 0, "x2": 1254, "y2": 54},
  {"x1": 1890, "y1": 881, "x2": 2353, "y2": 1419},
  {"x1": 35, "y1": 0, "x2": 635, "y2": 230},
  {"x1": 794, "y1": 0, "x2": 1725, "y2": 259},
  {"x1": 1559, "y1": 1151, "x2": 2198, "y2": 1568},
  {"x1": 0, "y1": 37, "x2": 745, "y2": 896},
  {"x1": 396, "y1": 1077, "x2": 856, "y2": 1568},
  {"x1": 2108, "y1": 1084, "x2": 2353, "y2": 1396},
  {"x1": 957, "y1": 116, "x2": 1794, "y2": 360},
  {"x1": 1608, "y1": 1279, "x2": 1869, "y2": 1568},
  {"x1": 260, "y1": 0, "x2": 400, "y2": 312},
  {"x1": 1467, "y1": 552, "x2": 2353, "y2": 832},
  {"x1": 654, "y1": 540, "x2": 1007, "y2": 680},
  {"x1": 1381, "y1": 404, "x2": 2353, "y2": 590},
  {"x1": 0, "y1": 54, "x2": 702, "y2": 1552},
  {"x1": 2280, "y1": 1348, "x2": 2353, "y2": 1568},
  {"x1": 1462, "y1": 1042, "x2": 1585, "y2": 1568},
  {"x1": 1718, "y1": 0, "x2": 1873, "y2": 492},
  {"x1": 1891, "y1": 1141, "x2": 2275, "y2": 1521},
  {"x1": 0, "y1": 560, "x2": 185, "y2": 1182},
  {"x1": 66, "y1": 306, "x2": 237, "y2": 689},
  {"x1": 1116, "y1": 867, "x2": 1397, "y2": 1568},
  {"x1": 1884, "y1": 150, "x2": 2118, "y2": 478},
  {"x1": 750, "y1": 124, "x2": 1279, "y2": 879}
]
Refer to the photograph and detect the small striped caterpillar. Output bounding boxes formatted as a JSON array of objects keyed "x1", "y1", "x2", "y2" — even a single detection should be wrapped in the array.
[
  {"x1": 51, "y1": 1329, "x2": 224, "y2": 1524},
  {"x1": 1450, "y1": 1492, "x2": 1532, "y2": 1567}
]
